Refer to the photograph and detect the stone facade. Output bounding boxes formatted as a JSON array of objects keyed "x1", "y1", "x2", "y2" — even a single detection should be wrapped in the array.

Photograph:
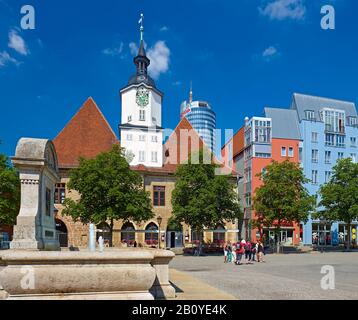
[{"x1": 55, "y1": 169, "x2": 238, "y2": 249}]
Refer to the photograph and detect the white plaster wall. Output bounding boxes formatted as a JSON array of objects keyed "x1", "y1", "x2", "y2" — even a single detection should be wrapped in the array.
[
  {"x1": 121, "y1": 86, "x2": 162, "y2": 127},
  {"x1": 121, "y1": 129, "x2": 163, "y2": 167}
]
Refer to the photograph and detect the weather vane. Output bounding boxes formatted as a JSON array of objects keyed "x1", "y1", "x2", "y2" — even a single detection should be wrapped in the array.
[{"x1": 138, "y1": 13, "x2": 144, "y2": 41}]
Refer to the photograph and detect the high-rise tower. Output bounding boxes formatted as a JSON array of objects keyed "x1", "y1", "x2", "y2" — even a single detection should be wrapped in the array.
[{"x1": 180, "y1": 87, "x2": 216, "y2": 152}]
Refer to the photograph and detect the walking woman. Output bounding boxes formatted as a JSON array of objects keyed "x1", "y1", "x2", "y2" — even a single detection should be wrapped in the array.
[
  {"x1": 223, "y1": 242, "x2": 228, "y2": 263},
  {"x1": 231, "y1": 242, "x2": 237, "y2": 264},
  {"x1": 235, "y1": 240, "x2": 245, "y2": 265},
  {"x1": 257, "y1": 241, "x2": 265, "y2": 263},
  {"x1": 227, "y1": 242, "x2": 232, "y2": 263}
]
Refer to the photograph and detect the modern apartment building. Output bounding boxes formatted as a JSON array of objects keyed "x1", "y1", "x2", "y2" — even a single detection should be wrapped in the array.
[
  {"x1": 291, "y1": 93, "x2": 358, "y2": 246},
  {"x1": 222, "y1": 108, "x2": 302, "y2": 245},
  {"x1": 223, "y1": 93, "x2": 358, "y2": 247}
]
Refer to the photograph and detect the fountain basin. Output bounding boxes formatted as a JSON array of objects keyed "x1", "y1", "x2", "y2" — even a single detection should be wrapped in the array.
[{"x1": 0, "y1": 250, "x2": 156, "y2": 300}]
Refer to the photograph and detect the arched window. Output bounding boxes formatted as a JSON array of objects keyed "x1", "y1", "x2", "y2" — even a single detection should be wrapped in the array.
[
  {"x1": 96, "y1": 222, "x2": 111, "y2": 242},
  {"x1": 121, "y1": 222, "x2": 135, "y2": 245},
  {"x1": 145, "y1": 222, "x2": 158, "y2": 245},
  {"x1": 213, "y1": 224, "x2": 226, "y2": 244}
]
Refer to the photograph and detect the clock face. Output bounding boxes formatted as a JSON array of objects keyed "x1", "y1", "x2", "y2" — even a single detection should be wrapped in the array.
[{"x1": 136, "y1": 87, "x2": 149, "y2": 107}]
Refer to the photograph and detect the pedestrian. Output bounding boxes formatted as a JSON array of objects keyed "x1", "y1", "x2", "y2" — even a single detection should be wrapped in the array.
[
  {"x1": 133, "y1": 241, "x2": 137, "y2": 248},
  {"x1": 223, "y1": 242, "x2": 228, "y2": 263},
  {"x1": 227, "y1": 242, "x2": 232, "y2": 263},
  {"x1": 231, "y1": 242, "x2": 237, "y2": 264},
  {"x1": 257, "y1": 241, "x2": 265, "y2": 263},
  {"x1": 244, "y1": 241, "x2": 252, "y2": 264},
  {"x1": 251, "y1": 242, "x2": 257, "y2": 262},
  {"x1": 235, "y1": 240, "x2": 244, "y2": 265}
]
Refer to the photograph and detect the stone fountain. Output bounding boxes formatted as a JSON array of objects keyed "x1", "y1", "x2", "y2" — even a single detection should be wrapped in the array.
[{"x1": 0, "y1": 138, "x2": 175, "y2": 300}]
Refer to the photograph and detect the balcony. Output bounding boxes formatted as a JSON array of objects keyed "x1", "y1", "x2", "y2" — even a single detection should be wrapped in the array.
[{"x1": 325, "y1": 124, "x2": 345, "y2": 135}]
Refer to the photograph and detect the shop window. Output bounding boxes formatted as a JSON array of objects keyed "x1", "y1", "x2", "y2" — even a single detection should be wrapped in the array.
[{"x1": 145, "y1": 222, "x2": 158, "y2": 245}]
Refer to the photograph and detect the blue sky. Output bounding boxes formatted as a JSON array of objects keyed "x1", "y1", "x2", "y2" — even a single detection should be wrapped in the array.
[{"x1": 1, "y1": 0, "x2": 357, "y2": 157}]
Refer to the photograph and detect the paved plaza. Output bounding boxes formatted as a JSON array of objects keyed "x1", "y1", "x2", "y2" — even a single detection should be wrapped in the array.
[{"x1": 169, "y1": 252, "x2": 358, "y2": 300}]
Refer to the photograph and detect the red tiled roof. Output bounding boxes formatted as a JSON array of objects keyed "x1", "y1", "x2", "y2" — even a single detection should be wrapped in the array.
[
  {"x1": 53, "y1": 97, "x2": 119, "y2": 168},
  {"x1": 162, "y1": 117, "x2": 207, "y2": 171}
]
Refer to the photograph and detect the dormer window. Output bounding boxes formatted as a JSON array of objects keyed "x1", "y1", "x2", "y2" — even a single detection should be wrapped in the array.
[
  {"x1": 322, "y1": 108, "x2": 345, "y2": 134},
  {"x1": 128, "y1": 115, "x2": 132, "y2": 122},
  {"x1": 139, "y1": 110, "x2": 145, "y2": 121},
  {"x1": 348, "y1": 116, "x2": 357, "y2": 127},
  {"x1": 305, "y1": 110, "x2": 315, "y2": 121}
]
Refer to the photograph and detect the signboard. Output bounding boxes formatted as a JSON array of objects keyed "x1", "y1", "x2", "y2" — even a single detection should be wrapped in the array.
[{"x1": 180, "y1": 108, "x2": 191, "y2": 118}]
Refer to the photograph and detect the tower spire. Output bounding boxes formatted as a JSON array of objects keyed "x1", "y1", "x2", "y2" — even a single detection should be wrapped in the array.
[
  {"x1": 126, "y1": 13, "x2": 157, "y2": 89},
  {"x1": 138, "y1": 13, "x2": 144, "y2": 42}
]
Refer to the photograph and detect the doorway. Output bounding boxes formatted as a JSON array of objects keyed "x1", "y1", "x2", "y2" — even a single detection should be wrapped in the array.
[
  {"x1": 166, "y1": 218, "x2": 183, "y2": 248},
  {"x1": 55, "y1": 219, "x2": 68, "y2": 247},
  {"x1": 166, "y1": 231, "x2": 183, "y2": 248},
  {"x1": 266, "y1": 229, "x2": 294, "y2": 246}
]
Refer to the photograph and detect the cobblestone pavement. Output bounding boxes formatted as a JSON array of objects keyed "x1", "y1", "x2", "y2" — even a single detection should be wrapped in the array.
[{"x1": 169, "y1": 252, "x2": 358, "y2": 300}]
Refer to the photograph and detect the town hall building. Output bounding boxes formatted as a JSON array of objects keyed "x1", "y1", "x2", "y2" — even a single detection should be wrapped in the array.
[{"x1": 53, "y1": 32, "x2": 239, "y2": 250}]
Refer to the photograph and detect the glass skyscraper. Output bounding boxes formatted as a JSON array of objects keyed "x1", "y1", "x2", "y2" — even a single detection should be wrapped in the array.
[{"x1": 180, "y1": 99, "x2": 216, "y2": 152}]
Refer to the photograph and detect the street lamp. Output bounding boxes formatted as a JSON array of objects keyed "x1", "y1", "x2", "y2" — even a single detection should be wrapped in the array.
[{"x1": 157, "y1": 215, "x2": 163, "y2": 249}]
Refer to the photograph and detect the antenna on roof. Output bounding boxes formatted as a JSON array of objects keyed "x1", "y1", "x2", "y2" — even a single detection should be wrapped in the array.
[{"x1": 189, "y1": 81, "x2": 193, "y2": 103}]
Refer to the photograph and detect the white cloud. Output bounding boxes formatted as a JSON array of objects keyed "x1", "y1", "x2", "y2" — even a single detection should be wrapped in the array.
[
  {"x1": 0, "y1": 51, "x2": 19, "y2": 68},
  {"x1": 8, "y1": 29, "x2": 29, "y2": 55},
  {"x1": 129, "y1": 41, "x2": 170, "y2": 80},
  {"x1": 129, "y1": 42, "x2": 139, "y2": 56},
  {"x1": 263, "y1": 46, "x2": 278, "y2": 57},
  {"x1": 160, "y1": 26, "x2": 169, "y2": 32},
  {"x1": 102, "y1": 42, "x2": 124, "y2": 56},
  {"x1": 259, "y1": 0, "x2": 306, "y2": 21},
  {"x1": 147, "y1": 41, "x2": 170, "y2": 79}
]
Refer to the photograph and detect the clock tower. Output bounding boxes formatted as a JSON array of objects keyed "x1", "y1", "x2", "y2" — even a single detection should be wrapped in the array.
[{"x1": 119, "y1": 17, "x2": 164, "y2": 167}]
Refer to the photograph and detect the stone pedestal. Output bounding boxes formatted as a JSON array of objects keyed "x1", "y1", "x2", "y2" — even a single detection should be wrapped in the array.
[
  {"x1": 0, "y1": 284, "x2": 9, "y2": 300},
  {"x1": 150, "y1": 249, "x2": 176, "y2": 299},
  {"x1": 10, "y1": 138, "x2": 60, "y2": 251}
]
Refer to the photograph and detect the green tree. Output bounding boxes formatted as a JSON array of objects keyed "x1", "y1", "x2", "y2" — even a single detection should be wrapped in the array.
[
  {"x1": 171, "y1": 150, "x2": 242, "y2": 254},
  {"x1": 62, "y1": 145, "x2": 153, "y2": 246},
  {"x1": 0, "y1": 154, "x2": 20, "y2": 227},
  {"x1": 253, "y1": 160, "x2": 315, "y2": 253},
  {"x1": 317, "y1": 158, "x2": 358, "y2": 251}
]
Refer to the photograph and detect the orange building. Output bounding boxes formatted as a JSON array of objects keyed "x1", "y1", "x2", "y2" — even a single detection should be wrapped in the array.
[{"x1": 222, "y1": 108, "x2": 302, "y2": 246}]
